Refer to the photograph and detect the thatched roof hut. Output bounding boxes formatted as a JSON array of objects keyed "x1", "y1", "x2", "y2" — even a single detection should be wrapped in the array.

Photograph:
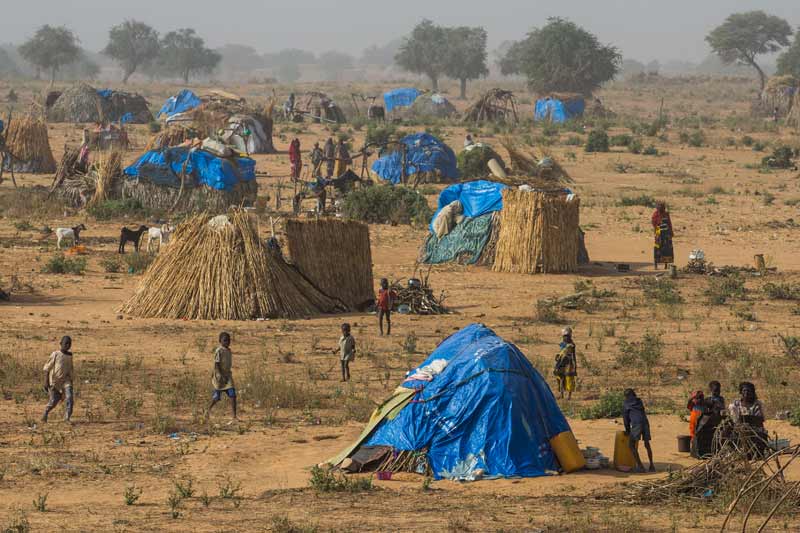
[
  {"x1": 2, "y1": 114, "x2": 56, "y2": 174},
  {"x1": 47, "y1": 83, "x2": 152, "y2": 124},
  {"x1": 285, "y1": 219, "x2": 374, "y2": 310},
  {"x1": 757, "y1": 76, "x2": 798, "y2": 118},
  {"x1": 409, "y1": 94, "x2": 457, "y2": 118},
  {"x1": 121, "y1": 211, "x2": 345, "y2": 320}
]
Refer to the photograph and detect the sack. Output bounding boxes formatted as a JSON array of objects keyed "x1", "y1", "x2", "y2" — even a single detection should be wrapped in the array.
[{"x1": 201, "y1": 138, "x2": 233, "y2": 158}]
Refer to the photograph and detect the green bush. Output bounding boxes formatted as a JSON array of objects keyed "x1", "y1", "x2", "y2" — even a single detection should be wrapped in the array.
[
  {"x1": 642, "y1": 145, "x2": 659, "y2": 156},
  {"x1": 705, "y1": 275, "x2": 746, "y2": 305},
  {"x1": 688, "y1": 131, "x2": 705, "y2": 147},
  {"x1": 741, "y1": 135, "x2": 754, "y2": 147},
  {"x1": 365, "y1": 123, "x2": 405, "y2": 147},
  {"x1": 616, "y1": 332, "x2": 664, "y2": 375},
  {"x1": 610, "y1": 134, "x2": 633, "y2": 147},
  {"x1": 637, "y1": 277, "x2": 683, "y2": 304},
  {"x1": 763, "y1": 282, "x2": 800, "y2": 301},
  {"x1": 628, "y1": 137, "x2": 643, "y2": 154},
  {"x1": 580, "y1": 390, "x2": 624, "y2": 420},
  {"x1": 42, "y1": 254, "x2": 87, "y2": 275},
  {"x1": 100, "y1": 256, "x2": 123, "y2": 273},
  {"x1": 585, "y1": 130, "x2": 609, "y2": 153},
  {"x1": 456, "y1": 145, "x2": 506, "y2": 180},
  {"x1": 86, "y1": 198, "x2": 148, "y2": 221},
  {"x1": 309, "y1": 466, "x2": 373, "y2": 493},
  {"x1": 122, "y1": 252, "x2": 154, "y2": 274},
  {"x1": 342, "y1": 185, "x2": 432, "y2": 227},
  {"x1": 617, "y1": 194, "x2": 656, "y2": 208},
  {"x1": 762, "y1": 146, "x2": 796, "y2": 169},
  {"x1": 564, "y1": 135, "x2": 583, "y2": 146}
]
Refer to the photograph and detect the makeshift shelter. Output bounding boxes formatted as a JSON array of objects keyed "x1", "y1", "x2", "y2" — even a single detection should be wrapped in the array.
[
  {"x1": 51, "y1": 149, "x2": 121, "y2": 208},
  {"x1": 221, "y1": 114, "x2": 276, "y2": 154},
  {"x1": 756, "y1": 76, "x2": 798, "y2": 118},
  {"x1": 371, "y1": 133, "x2": 459, "y2": 185},
  {"x1": 47, "y1": 83, "x2": 152, "y2": 124},
  {"x1": 285, "y1": 219, "x2": 374, "y2": 310},
  {"x1": 456, "y1": 143, "x2": 506, "y2": 180},
  {"x1": 122, "y1": 146, "x2": 258, "y2": 212},
  {"x1": 158, "y1": 89, "x2": 202, "y2": 119},
  {"x1": 1, "y1": 114, "x2": 56, "y2": 174},
  {"x1": 328, "y1": 323, "x2": 581, "y2": 480},
  {"x1": 383, "y1": 88, "x2": 420, "y2": 113},
  {"x1": 463, "y1": 89, "x2": 518, "y2": 123},
  {"x1": 409, "y1": 93, "x2": 457, "y2": 118},
  {"x1": 121, "y1": 210, "x2": 344, "y2": 320},
  {"x1": 534, "y1": 95, "x2": 585, "y2": 123}
]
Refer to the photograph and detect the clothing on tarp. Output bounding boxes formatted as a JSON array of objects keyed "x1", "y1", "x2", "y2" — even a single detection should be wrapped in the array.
[
  {"x1": 158, "y1": 89, "x2": 202, "y2": 118},
  {"x1": 124, "y1": 147, "x2": 255, "y2": 191},
  {"x1": 431, "y1": 200, "x2": 463, "y2": 239},
  {"x1": 383, "y1": 88, "x2": 420, "y2": 112},
  {"x1": 371, "y1": 133, "x2": 459, "y2": 185}
]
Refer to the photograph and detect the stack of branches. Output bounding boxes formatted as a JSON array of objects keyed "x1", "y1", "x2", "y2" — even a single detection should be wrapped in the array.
[
  {"x1": 144, "y1": 126, "x2": 195, "y2": 151},
  {"x1": 493, "y1": 189, "x2": 580, "y2": 274},
  {"x1": 391, "y1": 269, "x2": 448, "y2": 314},
  {"x1": 2, "y1": 114, "x2": 56, "y2": 174},
  {"x1": 285, "y1": 218, "x2": 374, "y2": 310},
  {"x1": 616, "y1": 423, "x2": 800, "y2": 532},
  {"x1": 55, "y1": 150, "x2": 122, "y2": 208},
  {"x1": 462, "y1": 88, "x2": 518, "y2": 123},
  {"x1": 499, "y1": 138, "x2": 572, "y2": 186},
  {"x1": 375, "y1": 450, "x2": 432, "y2": 476},
  {"x1": 756, "y1": 75, "x2": 798, "y2": 118},
  {"x1": 121, "y1": 210, "x2": 344, "y2": 320},
  {"x1": 51, "y1": 146, "x2": 85, "y2": 192}
]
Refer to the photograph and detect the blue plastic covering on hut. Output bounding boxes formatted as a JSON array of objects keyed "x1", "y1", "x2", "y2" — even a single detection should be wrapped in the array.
[
  {"x1": 362, "y1": 323, "x2": 571, "y2": 480},
  {"x1": 119, "y1": 112, "x2": 134, "y2": 125},
  {"x1": 158, "y1": 89, "x2": 202, "y2": 118},
  {"x1": 534, "y1": 97, "x2": 585, "y2": 123},
  {"x1": 96, "y1": 89, "x2": 113, "y2": 99},
  {"x1": 124, "y1": 147, "x2": 255, "y2": 191},
  {"x1": 430, "y1": 180, "x2": 507, "y2": 231},
  {"x1": 371, "y1": 133, "x2": 459, "y2": 185},
  {"x1": 383, "y1": 88, "x2": 420, "y2": 112}
]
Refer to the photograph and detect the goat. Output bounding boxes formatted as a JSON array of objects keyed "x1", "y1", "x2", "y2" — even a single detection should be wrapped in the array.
[
  {"x1": 118, "y1": 225, "x2": 149, "y2": 254},
  {"x1": 55, "y1": 224, "x2": 87, "y2": 249},
  {"x1": 147, "y1": 224, "x2": 174, "y2": 253}
]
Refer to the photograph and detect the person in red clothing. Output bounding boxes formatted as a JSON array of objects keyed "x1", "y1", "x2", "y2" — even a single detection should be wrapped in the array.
[
  {"x1": 651, "y1": 201, "x2": 674, "y2": 269},
  {"x1": 377, "y1": 278, "x2": 397, "y2": 336},
  {"x1": 687, "y1": 390, "x2": 704, "y2": 441},
  {"x1": 289, "y1": 138, "x2": 302, "y2": 179}
]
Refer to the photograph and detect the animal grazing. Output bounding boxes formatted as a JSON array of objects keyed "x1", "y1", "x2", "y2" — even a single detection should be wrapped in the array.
[
  {"x1": 119, "y1": 225, "x2": 149, "y2": 254},
  {"x1": 147, "y1": 224, "x2": 174, "y2": 253},
  {"x1": 55, "y1": 224, "x2": 87, "y2": 249}
]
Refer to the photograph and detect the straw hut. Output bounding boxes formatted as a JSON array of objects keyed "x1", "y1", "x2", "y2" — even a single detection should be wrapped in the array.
[
  {"x1": 285, "y1": 219, "x2": 374, "y2": 310},
  {"x1": 492, "y1": 189, "x2": 580, "y2": 274},
  {"x1": 1, "y1": 114, "x2": 56, "y2": 174},
  {"x1": 47, "y1": 83, "x2": 152, "y2": 124},
  {"x1": 463, "y1": 89, "x2": 518, "y2": 123},
  {"x1": 409, "y1": 94, "x2": 457, "y2": 119},
  {"x1": 756, "y1": 76, "x2": 797, "y2": 118},
  {"x1": 121, "y1": 210, "x2": 344, "y2": 320}
]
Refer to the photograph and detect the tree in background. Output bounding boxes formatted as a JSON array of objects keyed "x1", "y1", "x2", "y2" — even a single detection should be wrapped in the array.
[
  {"x1": 0, "y1": 48, "x2": 19, "y2": 78},
  {"x1": 103, "y1": 20, "x2": 160, "y2": 83},
  {"x1": 776, "y1": 30, "x2": 800, "y2": 79},
  {"x1": 263, "y1": 49, "x2": 316, "y2": 83},
  {"x1": 444, "y1": 26, "x2": 488, "y2": 99},
  {"x1": 361, "y1": 39, "x2": 403, "y2": 67},
  {"x1": 318, "y1": 51, "x2": 354, "y2": 81},
  {"x1": 395, "y1": 19, "x2": 448, "y2": 91},
  {"x1": 158, "y1": 28, "x2": 220, "y2": 84},
  {"x1": 706, "y1": 11, "x2": 792, "y2": 91},
  {"x1": 18, "y1": 25, "x2": 80, "y2": 84},
  {"x1": 499, "y1": 18, "x2": 620, "y2": 95},
  {"x1": 216, "y1": 44, "x2": 264, "y2": 78}
]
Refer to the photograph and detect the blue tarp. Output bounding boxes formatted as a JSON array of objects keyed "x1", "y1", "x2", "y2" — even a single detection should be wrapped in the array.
[
  {"x1": 430, "y1": 180, "x2": 507, "y2": 231},
  {"x1": 371, "y1": 133, "x2": 459, "y2": 185},
  {"x1": 97, "y1": 89, "x2": 113, "y2": 99},
  {"x1": 124, "y1": 147, "x2": 256, "y2": 191},
  {"x1": 534, "y1": 97, "x2": 585, "y2": 124},
  {"x1": 119, "y1": 112, "x2": 134, "y2": 125},
  {"x1": 364, "y1": 323, "x2": 571, "y2": 479},
  {"x1": 383, "y1": 88, "x2": 420, "y2": 112},
  {"x1": 158, "y1": 89, "x2": 202, "y2": 118}
]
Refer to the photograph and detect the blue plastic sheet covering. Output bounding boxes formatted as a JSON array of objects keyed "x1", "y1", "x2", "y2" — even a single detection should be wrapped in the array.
[
  {"x1": 119, "y1": 112, "x2": 134, "y2": 125},
  {"x1": 158, "y1": 89, "x2": 202, "y2": 118},
  {"x1": 383, "y1": 88, "x2": 420, "y2": 112},
  {"x1": 371, "y1": 133, "x2": 459, "y2": 185},
  {"x1": 124, "y1": 147, "x2": 256, "y2": 191},
  {"x1": 534, "y1": 97, "x2": 585, "y2": 123},
  {"x1": 96, "y1": 89, "x2": 113, "y2": 99},
  {"x1": 430, "y1": 180, "x2": 507, "y2": 231},
  {"x1": 421, "y1": 213, "x2": 494, "y2": 265},
  {"x1": 364, "y1": 324, "x2": 571, "y2": 480}
]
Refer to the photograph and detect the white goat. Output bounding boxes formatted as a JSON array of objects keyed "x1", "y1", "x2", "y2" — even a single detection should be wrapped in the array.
[
  {"x1": 147, "y1": 224, "x2": 174, "y2": 252},
  {"x1": 55, "y1": 224, "x2": 86, "y2": 249}
]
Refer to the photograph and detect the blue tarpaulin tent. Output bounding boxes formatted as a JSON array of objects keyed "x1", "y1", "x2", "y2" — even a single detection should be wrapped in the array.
[
  {"x1": 371, "y1": 133, "x2": 459, "y2": 185},
  {"x1": 345, "y1": 324, "x2": 572, "y2": 480},
  {"x1": 430, "y1": 180, "x2": 507, "y2": 231},
  {"x1": 158, "y1": 89, "x2": 202, "y2": 119},
  {"x1": 534, "y1": 97, "x2": 585, "y2": 123},
  {"x1": 383, "y1": 88, "x2": 420, "y2": 112},
  {"x1": 124, "y1": 147, "x2": 255, "y2": 191}
]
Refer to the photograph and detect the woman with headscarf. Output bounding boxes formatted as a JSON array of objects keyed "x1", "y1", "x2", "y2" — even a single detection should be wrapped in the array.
[
  {"x1": 651, "y1": 201, "x2": 674, "y2": 270},
  {"x1": 334, "y1": 139, "x2": 351, "y2": 178},
  {"x1": 728, "y1": 382, "x2": 765, "y2": 425},
  {"x1": 554, "y1": 327, "x2": 577, "y2": 400},
  {"x1": 323, "y1": 137, "x2": 335, "y2": 178}
]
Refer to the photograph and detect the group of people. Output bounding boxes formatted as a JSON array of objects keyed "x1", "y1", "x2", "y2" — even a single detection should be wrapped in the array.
[{"x1": 292, "y1": 137, "x2": 352, "y2": 181}]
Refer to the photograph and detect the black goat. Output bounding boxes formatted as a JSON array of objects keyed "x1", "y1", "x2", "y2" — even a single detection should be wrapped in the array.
[{"x1": 119, "y1": 225, "x2": 149, "y2": 254}]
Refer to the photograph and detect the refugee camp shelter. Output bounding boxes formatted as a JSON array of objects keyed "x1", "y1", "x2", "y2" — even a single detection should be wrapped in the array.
[
  {"x1": 222, "y1": 115, "x2": 276, "y2": 154},
  {"x1": 757, "y1": 76, "x2": 797, "y2": 118},
  {"x1": 47, "y1": 83, "x2": 152, "y2": 124},
  {"x1": 409, "y1": 93, "x2": 457, "y2": 118},
  {"x1": 383, "y1": 88, "x2": 421, "y2": 113},
  {"x1": 158, "y1": 89, "x2": 202, "y2": 120},
  {"x1": 534, "y1": 95, "x2": 585, "y2": 124},
  {"x1": 371, "y1": 133, "x2": 459, "y2": 185},
  {"x1": 1, "y1": 114, "x2": 56, "y2": 174},
  {"x1": 328, "y1": 323, "x2": 580, "y2": 480}
]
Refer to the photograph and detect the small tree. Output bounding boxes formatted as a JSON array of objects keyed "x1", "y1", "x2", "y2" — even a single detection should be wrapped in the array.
[
  {"x1": 318, "y1": 51, "x2": 354, "y2": 81},
  {"x1": 103, "y1": 20, "x2": 160, "y2": 83},
  {"x1": 706, "y1": 11, "x2": 792, "y2": 91},
  {"x1": 777, "y1": 31, "x2": 800, "y2": 79},
  {"x1": 499, "y1": 18, "x2": 620, "y2": 95},
  {"x1": 444, "y1": 26, "x2": 488, "y2": 99},
  {"x1": 18, "y1": 25, "x2": 80, "y2": 84},
  {"x1": 158, "y1": 28, "x2": 220, "y2": 84},
  {"x1": 264, "y1": 48, "x2": 316, "y2": 83},
  {"x1": 395, "y1": 19, "x2": 448, "y2": 91}
]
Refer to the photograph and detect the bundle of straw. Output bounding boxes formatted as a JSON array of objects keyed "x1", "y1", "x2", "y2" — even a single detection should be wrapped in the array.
[
  {"x1": 3, "y1": 114, "x2": 56, "y2": 173},
  {"x1": 88, "y1": 151, "x2": 122, "y2": 206},
  {"x1": 144, "y1": 127, "x2": 193, "y2": 151},
  {"x1": 121, "y1": 210, "x2": 344, "y2": 320},
  {"x1": 492, "y1": 189, "x2": 580, "y2": 274},
  {"x1": 285, "y1": 218, "x2": 374, "y2": 310},
  {"x1": 500, "y1": 138, "x2": 572, "y2": 184}
]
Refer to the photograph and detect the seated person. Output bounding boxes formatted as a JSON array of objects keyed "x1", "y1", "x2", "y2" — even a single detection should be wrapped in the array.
[{"x1": 728, "y1": 381, "x2": 764, "y2": 426}]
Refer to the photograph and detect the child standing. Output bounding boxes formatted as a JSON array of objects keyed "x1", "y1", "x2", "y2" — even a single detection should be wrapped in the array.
[
  {"x1": 338, "y1": 323, "x2": 356, "y2": 382},
  {"x1": 42, "y1": 336, "x2": 74, "y2": 423},
  {"x1": 208, "y1": 332, "x2": 237, "y2": 420},
  {"x1": 377, "y1": 278, "x2": 397, "y2": 336},
  {"x1": 623, "y1": 389, "x2": 655, "y2": 472}
]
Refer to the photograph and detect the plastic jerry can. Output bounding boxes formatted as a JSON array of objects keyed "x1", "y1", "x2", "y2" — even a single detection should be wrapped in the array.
[
  {"x1": 550, "y1": 431, "x2": 586, "y2": 473},
  {"x1": 614, "y1": 430, "x2": 637, "y2": 472}
]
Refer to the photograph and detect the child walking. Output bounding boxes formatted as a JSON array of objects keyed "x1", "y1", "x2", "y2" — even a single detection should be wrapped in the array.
[
  {"x1": 208, "y1": 332, "x2": 237, "y2": 420},
  {"x1": 338, "y1": 323, "x2": 356, "y2": 382},
  {"x1": 42, "y1": 336, "x2": 74, "y2": 423},
  {"x1": 623, "y1": 388, "x2": 656, "y2": 473},
  {"x1": 377, "y1": 278, "x2": 397, "y2": 336}
]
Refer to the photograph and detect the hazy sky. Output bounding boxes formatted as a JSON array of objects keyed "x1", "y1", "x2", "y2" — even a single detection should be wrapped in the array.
[{"x1": 1, "y1": 0, "x2": 796, "y2": 62}]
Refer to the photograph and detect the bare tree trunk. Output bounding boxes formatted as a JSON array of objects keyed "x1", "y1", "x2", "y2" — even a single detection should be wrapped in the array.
[
  {"x1": 749, "y1": 59, "x2": 767, "y2": 92},
  {"x1": 122, "y1": 69, "x2": 132, "y2": 84},
  {"x1": 429, "y1": 75, "x2": 439, "y2": 92},
  {"x1": 460, "y1": 78, "x2": 467, "y2": 100}
]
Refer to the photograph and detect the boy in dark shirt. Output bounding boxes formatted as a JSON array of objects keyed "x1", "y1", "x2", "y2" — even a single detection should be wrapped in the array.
[{"x1": 623, "y1": 388, "x2": 655, "y2": 473}]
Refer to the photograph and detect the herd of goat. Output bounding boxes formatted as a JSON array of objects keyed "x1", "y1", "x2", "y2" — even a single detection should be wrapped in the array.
[{"x1": 55, "y1": 223, "x2": 174, "y2": 253}]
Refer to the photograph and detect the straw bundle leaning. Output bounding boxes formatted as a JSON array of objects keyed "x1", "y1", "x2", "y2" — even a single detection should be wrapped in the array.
[
  {"x1": 122, "y1": 210, "x2": 343, "y2": 320},
  {"x1": 87, "y1": 151, "x2": 122, "y2": 206},
  {"x1": 500, "y1": 138, "x2": 572, "y2": 185},
  {"x1": 144, "y1": 126, "x2": 193, "y2": 151},
  {"x1": 285, "y1": 218, "x2": 374, "y2": 310},
  {"x1": 2, "y1": 115, "x2": 56, "y2": 173},
  {"x1": 492, "y1": 189, "x2": 580, "y2": 274}
]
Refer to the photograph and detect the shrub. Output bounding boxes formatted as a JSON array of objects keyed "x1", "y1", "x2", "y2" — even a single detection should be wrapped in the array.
[
  {"x1": 309, "y1": 466, "x2": 373, "y2": 493},
  {"x1": 688, "y1": 130, "x2": 705, "y2": 147},
  {"x1": 342, "y1": 185, "x2": 432, "y2": 227},
  {"x1": 637, "y1": 277, "x2": 683, "y2": 304},
  {"x1": 752, "y1": 141, "x2": 767, "y2": 152},
  {"x1": 124, "y1": 485, "x2": 142, "y2": 505},
  {"x1": 610, "y1": 134, "x2": 633, "y2": 147},
  {"x1": 122, "y1": 252, "x2": 154, "y2": 274},
  {"x1": 763, "y1": 282, "x2": 800, "y2": 301},
  {"x1": 627, "y1": 137, "x2": 643, "y2": 154},
  {"x1": 616, "y1": 331, "x2": 664, "y2": 377},
  {"x1": 761, "y1": 146, "x2": 796, "y2": 169},
  {"x1": 741, "y1": 135, "x2": 754, "y2": 146},
  {"x1": 41, "y1": 255, "x2": 86, "y2": 275},
  {"x1": 100, "y1": 256, "x2": 123, "y2": 273},
  {"x1": 585, "y1": 130, "x2": 609, "y2": 153},
  {"x1": 365, "y1": 123, "x2": 405, "y2": 147},
  {"x1": 580, "y1": 390, "x2": 624, "y2": 420},
  {"x1": 617, "y1": 194, "x2": 656, "y2": 208},
  {"x1": 642, "y1": 144, "x2": 659, "y2": 156},
  {"x1": 564, "y1": 135, "x2": 583, "y2": 146},
  {"x1": 535, "y1": 299, "x2": 562, "y2": 323},
  {"x1": 86, "y1": 198, "x2": 149, "y2": 221},
  {"x1": 705, "y1": 275, "x2": 746, "y2": 305},
  {"x1": 456, "y1": 145, "x2": 506, "y2": 180}
]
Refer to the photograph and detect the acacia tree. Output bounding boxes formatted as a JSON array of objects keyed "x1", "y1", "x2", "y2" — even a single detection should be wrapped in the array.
[
  {"x1": 776, "y1": 30, "x2": 800, "y2": 79},
  {"x1": 444, "y1": 26, "x2": 488, "y2": 99},
  {"x1": 706, "y1": 11, "x2": 792, "y2": 91},
  {"x1": 158, "y1": 28, "x2": 220, "y2": 84},
  {"x1": 18, "y1": 25, "x2": 80, "y2": 84},
  {"x1": 499, "y1": 18, "x2": 620, "y2": 95},
  {"x1": 318, "y1": 51, "x2": 354, "y2": 81},
  {"x1": 103, "y1": 20, "x2": 160, "y2": 83},
  {"x1": 395, "y1": 19, "x2": 448, "y2": 91}
]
